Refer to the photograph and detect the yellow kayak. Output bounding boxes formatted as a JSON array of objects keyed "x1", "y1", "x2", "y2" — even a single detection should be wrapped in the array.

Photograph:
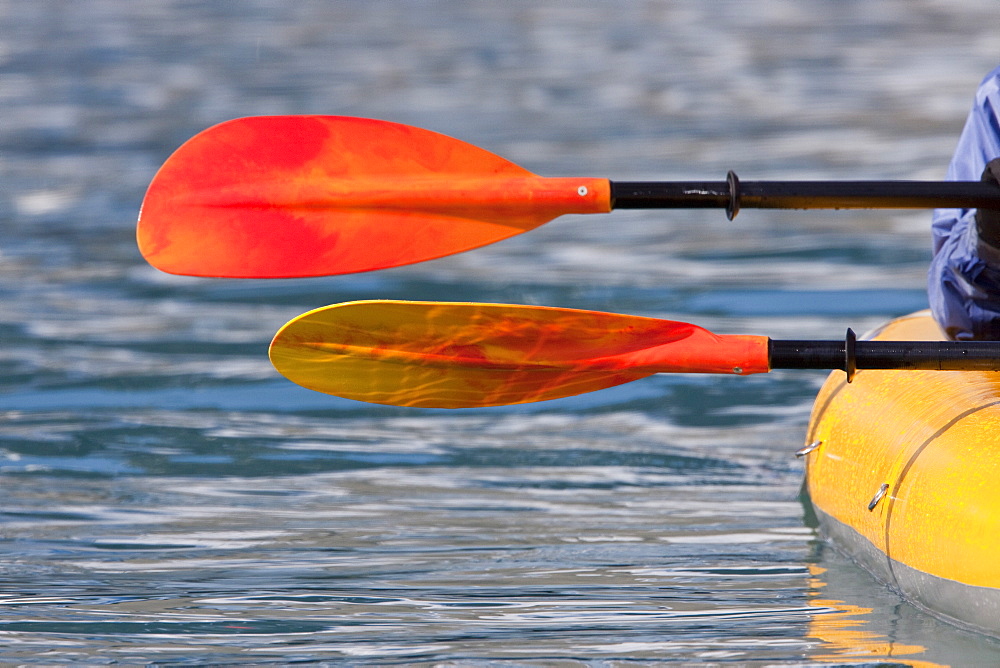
[{"x1": 804, "y1": 310, "x2": 1000, "y2": 636}]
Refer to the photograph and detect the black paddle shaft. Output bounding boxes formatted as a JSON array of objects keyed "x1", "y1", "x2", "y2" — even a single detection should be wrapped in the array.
[
  {"x1": 611, "y1": 172, "x2": 1000, "y2": 219},
  {"x1": 770, "y1": 329, "x2": 1000, "y2": 382}
]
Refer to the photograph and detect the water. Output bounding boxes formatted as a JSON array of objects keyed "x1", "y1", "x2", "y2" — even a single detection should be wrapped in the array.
[{"x1": 3, "y1": 0, "x2": 1000, "y2": 663}]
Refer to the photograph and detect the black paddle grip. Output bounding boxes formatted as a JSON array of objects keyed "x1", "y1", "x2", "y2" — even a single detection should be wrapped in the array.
[
  {"x1": 611, "y1": 176, "x2": 1000, "y2": 214},
  {"x1": 770, "y1": 331, "x2": 1000, "y2": 378}
]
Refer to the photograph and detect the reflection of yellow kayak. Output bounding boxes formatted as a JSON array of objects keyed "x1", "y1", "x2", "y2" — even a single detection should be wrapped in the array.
[
  {"x1": 804, "y1": 310, "x2": 1000, "y2": 637},
  {"x1": 806, "y1": 564, "x2": 940, "y2": 666}
]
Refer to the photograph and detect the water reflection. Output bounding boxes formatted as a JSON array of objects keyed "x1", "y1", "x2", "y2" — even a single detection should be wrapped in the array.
[{"x1": 807, "y1": 565, "x2": 937, "y2": 665}]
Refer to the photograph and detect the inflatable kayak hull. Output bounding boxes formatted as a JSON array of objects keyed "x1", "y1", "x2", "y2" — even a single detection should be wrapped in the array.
[{"x1": 804, "y1": 310, "x2": 1000, "y2": 636}]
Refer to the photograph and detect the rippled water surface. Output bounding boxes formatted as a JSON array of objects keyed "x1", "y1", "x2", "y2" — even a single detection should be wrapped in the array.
[{"x1": 5, "y1": 1, "x2": 1000, "y2": 664}]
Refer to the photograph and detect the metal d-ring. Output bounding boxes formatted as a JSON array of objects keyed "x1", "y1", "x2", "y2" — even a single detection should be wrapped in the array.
[
  {"x1": 867, "y1": 483, "x2": 889, "y2": 511},
  {"x1": 795, "y1": 440, "x2": 822, "y2": 458}
]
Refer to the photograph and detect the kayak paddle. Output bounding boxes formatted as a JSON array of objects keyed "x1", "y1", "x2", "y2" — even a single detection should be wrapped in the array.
[
  {"x1": 268, "y1": 300, "x2": 1000, "y2": 408},
  {"x1": 138, "y1": 115, "x2": 1000, "y2": 278}
]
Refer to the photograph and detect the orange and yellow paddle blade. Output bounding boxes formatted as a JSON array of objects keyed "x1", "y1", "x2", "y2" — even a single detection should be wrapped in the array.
[
  {"x1": 137, "y1": 116, "x2": 610, "y2": 278},
  {"x1": 268, "y1": 300, "x2": 770, "y2": 408}
]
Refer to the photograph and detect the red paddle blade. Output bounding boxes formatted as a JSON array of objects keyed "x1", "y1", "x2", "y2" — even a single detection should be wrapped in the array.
[
  {"x1": 268, "y1": 300, "x2": 770, "y2": 408},
  {"x1": 137, "y1": 116, "x2": 611, "y2": 278}
]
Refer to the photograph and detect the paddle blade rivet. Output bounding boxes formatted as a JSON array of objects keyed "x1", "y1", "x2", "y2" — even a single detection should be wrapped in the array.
[
  {"x1": 867, "y1": 483, "x2": 889, "y2": 511},
  {"x1": 577, "y1": 185, "x2": 588, "y2": 196},
  {"x1": 795, "y1": 440, "x2": 822, "y2": 458}
]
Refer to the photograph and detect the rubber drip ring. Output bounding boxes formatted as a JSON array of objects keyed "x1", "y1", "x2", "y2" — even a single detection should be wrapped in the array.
[
  {"x1": 845, "y1": 328, "x2": 857, "y2": 383},
  {"x1": 726, "y1": 170, "x2": 741, "y2": 220}
]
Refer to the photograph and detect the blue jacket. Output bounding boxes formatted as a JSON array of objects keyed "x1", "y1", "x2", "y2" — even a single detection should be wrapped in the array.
[{"x1": 929, "y1": 65, "x2": 1000, "y2": 340}]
